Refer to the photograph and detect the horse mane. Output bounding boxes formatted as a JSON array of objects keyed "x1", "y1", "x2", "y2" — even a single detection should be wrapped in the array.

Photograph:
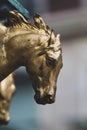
[
  {"x1": 0, "y1": 10, "x2": 58, "y2": 51},
  {"x1": 8, "y1": 10, "x2": 52, "y2": 36}
]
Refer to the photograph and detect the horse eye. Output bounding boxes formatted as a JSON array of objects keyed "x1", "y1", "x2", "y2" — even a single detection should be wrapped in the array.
[{"x1": 46, "y1": 57, "x2": 57, "y2": 67}]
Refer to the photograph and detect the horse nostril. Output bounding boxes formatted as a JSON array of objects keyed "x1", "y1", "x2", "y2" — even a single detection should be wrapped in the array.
[{"x1": 47, "y1": 94, "x2": 53, "y2": 101}]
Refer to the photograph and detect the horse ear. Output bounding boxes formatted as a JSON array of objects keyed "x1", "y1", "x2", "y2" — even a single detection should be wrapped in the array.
[
  {"x1": 33, "y1": 14, "x2": 46, "y2": 29},
  {"x1": 48, "y1": 30, "x2": 55, "y2": 46},
  {"x1": 56, "y1": 34, "x2": 60, "y2": 41},
  {"x1": 56, "y1": 34, "x2": 61, "y2": 46},
  {"x1": 46, "y1": 25, "x2": 52, "y2": 35}
]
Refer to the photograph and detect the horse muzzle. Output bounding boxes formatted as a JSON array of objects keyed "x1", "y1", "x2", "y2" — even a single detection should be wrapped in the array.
[
  {"x1": 0, "y1": 112, "x2": 10, "y2": 125},
  {"x1": 34, "y1": 93, "x2": 55, "y2": 105}
]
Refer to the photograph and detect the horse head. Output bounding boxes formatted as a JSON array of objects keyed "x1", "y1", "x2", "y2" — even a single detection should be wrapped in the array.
[
  {"x1": 26, "y1": 14, "x2": 63, "y2": 105},
  {"x1": 0, "y1": 10, "x2": 63, "y2": 105}
]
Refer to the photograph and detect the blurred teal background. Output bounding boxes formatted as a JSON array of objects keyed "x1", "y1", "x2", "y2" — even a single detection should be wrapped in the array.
[{"x1": 0, "y1": 0, "x2": 87, "y2": 130}]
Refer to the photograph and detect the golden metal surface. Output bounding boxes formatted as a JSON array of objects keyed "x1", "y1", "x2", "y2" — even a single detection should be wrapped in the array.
[
  {"x1": 0, "y1": 74, "x2": 16, "y2": 125},
  {"x1": 0, "y1": 10, "x2": 63, "y2": 124}
]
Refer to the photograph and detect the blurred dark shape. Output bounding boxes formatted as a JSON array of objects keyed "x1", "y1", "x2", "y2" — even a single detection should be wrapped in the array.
[
  {"x1": 0, "y1": 0, "x2": 29, "y2": 23},
  {"x1": 49, "y1": 0, "x2": 80, "y2": 12},
  {"x1": 20, "y1": 0, "x2": 34, "y2": 15},
  {"x1": 70, "y1": 120, "x2": 87, "y2": 130}
]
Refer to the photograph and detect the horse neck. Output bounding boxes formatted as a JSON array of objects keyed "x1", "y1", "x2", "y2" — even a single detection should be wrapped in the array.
[{"x1": 0, "y1": 47, "x2": 17, "y2": 81}]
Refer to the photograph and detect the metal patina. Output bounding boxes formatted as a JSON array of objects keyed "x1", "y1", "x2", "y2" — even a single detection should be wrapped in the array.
[{"x1": 0, "y1": 10, "x2": 63, "y2": 124}]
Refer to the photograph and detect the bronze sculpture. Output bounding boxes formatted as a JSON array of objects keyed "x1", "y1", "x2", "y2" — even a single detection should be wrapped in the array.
[
  {"x1": 0, "y1": 10, "x2": 63, "y2": 125},
  {"x1": 0, "y1": 74, "x2": 16, "y2": 125}
]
